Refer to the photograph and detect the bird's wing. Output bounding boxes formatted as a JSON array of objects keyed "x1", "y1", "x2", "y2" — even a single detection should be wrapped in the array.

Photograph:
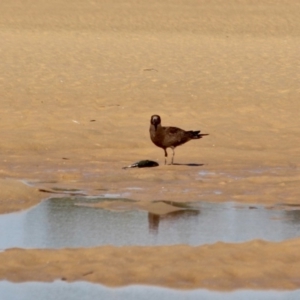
[
  {"x1": 165, "y1": 126, "x2": 184, "y2": 136},
  {"x1": 165, "y1": 126, "x2": 183, "y2": 134},
  {"x1": 163, "y1": 126, "x2": 188, "y2": 146}
]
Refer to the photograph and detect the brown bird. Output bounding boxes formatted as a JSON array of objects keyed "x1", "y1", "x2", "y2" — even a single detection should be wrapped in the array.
[{"x1": 149, "y1": 115, "x2": 208, "y2": 165}]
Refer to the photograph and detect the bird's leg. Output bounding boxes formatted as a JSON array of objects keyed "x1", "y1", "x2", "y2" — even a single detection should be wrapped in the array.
[
  {"x1": 164, "y1": 149, "x2": 168, "y2": 165},
  {"x1": 171, "y1": 147, "x2": 175, "y2": 165}
]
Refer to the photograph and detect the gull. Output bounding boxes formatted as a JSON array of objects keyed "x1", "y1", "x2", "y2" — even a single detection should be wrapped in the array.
[{"x1": 149, "y1": 115, "x2": 208, "y2": 165}]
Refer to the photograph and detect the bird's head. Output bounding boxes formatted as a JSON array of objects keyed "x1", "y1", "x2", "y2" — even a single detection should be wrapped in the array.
[{"x1": 150, "y1": 115, "x2": 161, "y2": 131}]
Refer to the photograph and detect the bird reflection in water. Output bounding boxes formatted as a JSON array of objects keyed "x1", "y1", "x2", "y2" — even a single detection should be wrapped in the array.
[
  {"x1": 148, "y1": 209, "x2": 200, "y2": 234},
  {"x1": 284, "y1": 208, "x2": 300, "y2": 224}
]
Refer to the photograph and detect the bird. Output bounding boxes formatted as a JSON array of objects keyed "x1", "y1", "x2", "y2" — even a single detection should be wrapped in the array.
[{"x1": 149, "y1": 115, "x2": 208, "y2": 165}]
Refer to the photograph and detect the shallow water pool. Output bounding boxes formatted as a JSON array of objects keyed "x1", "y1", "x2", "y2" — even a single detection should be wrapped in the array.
[
  {"x1": 0, "y1": 281, "x2": 300, "y2": 300},
  {"x1": 0, "y1": 197, "x2": 299, "y2": 249}
]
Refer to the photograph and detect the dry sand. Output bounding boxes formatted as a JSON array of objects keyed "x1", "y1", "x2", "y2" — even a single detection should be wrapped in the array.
[{"x1": 0, "y1": 0, "x2": 300, "y2": 291}]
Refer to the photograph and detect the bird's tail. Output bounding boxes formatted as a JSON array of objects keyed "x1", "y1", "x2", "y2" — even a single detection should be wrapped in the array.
[{"x1": 189, "y1": 131, "x2": 209, "y2": 139}]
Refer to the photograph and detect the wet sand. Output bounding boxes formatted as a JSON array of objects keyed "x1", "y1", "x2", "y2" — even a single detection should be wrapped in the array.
[
  {"x1": 0, "y1": 179, "x2": 44, "y2": 214},
  {"x1": 1, "y1": 239, "x2": 300, "y2": 290},
  {"x1": 1, "y1": 0, "x2": 300, "y2": 291}
]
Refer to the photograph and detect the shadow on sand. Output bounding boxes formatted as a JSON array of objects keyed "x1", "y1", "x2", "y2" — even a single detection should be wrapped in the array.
[{"x1": 171, "y1": 163, "x2": 204, "y2": 167}]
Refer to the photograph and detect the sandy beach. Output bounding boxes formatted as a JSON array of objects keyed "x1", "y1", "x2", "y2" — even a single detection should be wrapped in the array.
[{"x1": 1, "y1": 0, "x2": 300, "y2": 291}]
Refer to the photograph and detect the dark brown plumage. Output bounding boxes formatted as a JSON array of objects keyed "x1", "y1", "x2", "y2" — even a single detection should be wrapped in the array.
[{"x1": 149, "y1": 115, "x2": 208, "y2": 165}]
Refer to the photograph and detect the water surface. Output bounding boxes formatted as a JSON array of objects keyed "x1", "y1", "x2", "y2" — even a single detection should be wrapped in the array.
[
  {"x1": 0, "y1": 197, "x2": 299, "y2": 249},
  {"x1": 0, "y1": 281, "x2": 299, "y2": 300}
]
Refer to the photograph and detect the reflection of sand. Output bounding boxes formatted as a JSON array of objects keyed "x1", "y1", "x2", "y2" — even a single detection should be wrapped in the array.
[
  {"x1": 76, "y1": 200, "x2": 190, "y2": 215},
  {"x1": 76, "y1": 199, "x2": 201, "y2": 234},
  {"x1": 1, "y1": 0, "x2": 300, "y2": 291}
]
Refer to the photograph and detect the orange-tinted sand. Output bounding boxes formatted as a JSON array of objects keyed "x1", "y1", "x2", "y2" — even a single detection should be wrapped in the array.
[
  {"x1": 1, "y1": 239, "x2": 300, "y2": 290},
  {"x1": 0, "y1": 0, "x2": 300, "y2": 290}
]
